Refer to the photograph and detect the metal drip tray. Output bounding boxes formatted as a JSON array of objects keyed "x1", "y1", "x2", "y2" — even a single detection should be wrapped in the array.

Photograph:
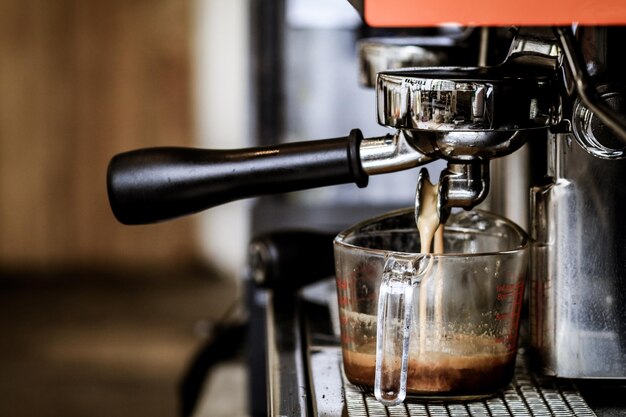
[{"x1": 310, "y1": 348, "x2": 596, "y2": 417}]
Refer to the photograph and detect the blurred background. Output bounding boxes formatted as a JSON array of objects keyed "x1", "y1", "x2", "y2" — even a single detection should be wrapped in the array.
[{"x1": 0, "y1": 0, "x2": 250, "y2": 416}]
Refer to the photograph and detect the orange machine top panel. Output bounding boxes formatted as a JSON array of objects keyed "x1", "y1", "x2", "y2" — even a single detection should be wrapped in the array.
[{"x1": 364, "y1": 0, "x2": 626, "y2": 27}]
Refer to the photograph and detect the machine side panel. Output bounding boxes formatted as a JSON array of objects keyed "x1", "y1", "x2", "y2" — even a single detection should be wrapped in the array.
[{"x1": 530, "y1": 133, "x2": 626, "y2": 378}]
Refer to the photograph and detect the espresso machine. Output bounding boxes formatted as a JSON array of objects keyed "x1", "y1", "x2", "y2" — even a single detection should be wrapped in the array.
[{"x1": 107, "y1": 0, "x2": 626, "y2": 415}]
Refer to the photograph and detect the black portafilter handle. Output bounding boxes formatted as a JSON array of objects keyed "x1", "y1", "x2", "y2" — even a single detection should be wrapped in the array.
[{"x1": 107, "y1": 129, "x2": 368, "y2": 225}]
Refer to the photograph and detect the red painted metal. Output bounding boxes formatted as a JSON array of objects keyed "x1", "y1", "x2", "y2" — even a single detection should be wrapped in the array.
[{"x1": 364, "y1": 0, "x2": 626, "y2": 27}]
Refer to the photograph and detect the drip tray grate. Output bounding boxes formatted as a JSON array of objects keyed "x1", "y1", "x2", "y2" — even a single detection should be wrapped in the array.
[{"x1": 341, "y1": 356, "x2": 596, "y2": 417}]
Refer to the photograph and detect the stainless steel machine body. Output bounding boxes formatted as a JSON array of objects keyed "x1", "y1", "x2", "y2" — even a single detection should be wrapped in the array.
[
  {"x1": 527, "y1": 27, "x2": 626, "y2": 378},
  {"x1": 530, "y1": 130, "x2": 626, "y2": 377}
]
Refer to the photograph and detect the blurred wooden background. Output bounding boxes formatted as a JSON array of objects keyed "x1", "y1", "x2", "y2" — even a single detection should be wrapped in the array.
[
  {"x1": 0, "y1": 3, "x2": 249, "y2": 417},
  {"x1": 0, "y1": 0, "x2": 199, "y2": 269}
]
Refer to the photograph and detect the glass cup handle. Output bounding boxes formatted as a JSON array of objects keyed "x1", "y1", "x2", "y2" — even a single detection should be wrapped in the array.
[{"x1": 374, "y1": 254, "x2": 429, "y2": 406}]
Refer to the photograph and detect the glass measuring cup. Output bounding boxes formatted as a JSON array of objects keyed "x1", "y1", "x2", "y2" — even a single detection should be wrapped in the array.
[{"x1": 333, "y1": 208, "x2": 528, "y2": 406}]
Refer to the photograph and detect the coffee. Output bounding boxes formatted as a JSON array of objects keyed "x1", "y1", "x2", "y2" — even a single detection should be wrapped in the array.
[
  {"x1": 416, "y1": 177, "x2": 444, "y2": 254},
  {"x1": 343, "y1": 336, "x2": 515, "y2": 397},
  {"x1": 416, "y1": 177, "x2": 444, "y2": 350}
]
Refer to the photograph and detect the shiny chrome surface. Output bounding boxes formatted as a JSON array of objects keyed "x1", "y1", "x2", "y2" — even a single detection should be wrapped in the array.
[
  {"x1": 359, "y1": 131, "x2": 433, "y2": 175},
  {"x1": 376, "y1": 66, "x2": 557, "y2": 132},
  {"x1": 266, "y1": 292, "x2": 308, "y2": 416},
  {"x1": 358, "y1": 37, "x2": 454, "y2": 88},
  {"x1": 530, "y1": 132, "x2": 626, "y2": 378},
  {"x1": 404, "y1": 129, "x2": 528, "y2": 161},
  {"x1": 484, "y1": 144, "x2": 530, "y2": 231},
  {"x1": 475, "y1": 32, "x2": 554, "y2": 229},
  {"x1": 309, "y1": 349, "x2": 346, "y2": 416},
  {"x1": 506, "y1": 34, "x2": 559, "y2": 68},
  {"x1": 414, "y1": 162, "x2": 490, "y2": 225},
  {"x1": 572, "y1": 87, "x2": 626, "y2": 159},
  {"x1": 556, "y1": 27, "x2": 626, "y2": 145},
  {"x1": 439, "y1": 162, "x2": 490, "y2": 213}
]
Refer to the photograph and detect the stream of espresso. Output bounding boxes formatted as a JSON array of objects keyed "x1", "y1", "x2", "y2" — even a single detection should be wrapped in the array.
[
  {"x1": 416, "y1": 178, "x2": 444, "y2": 255},
  {"x1": 416, "y1": 178, "x2": 444, "y2": 352}
]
